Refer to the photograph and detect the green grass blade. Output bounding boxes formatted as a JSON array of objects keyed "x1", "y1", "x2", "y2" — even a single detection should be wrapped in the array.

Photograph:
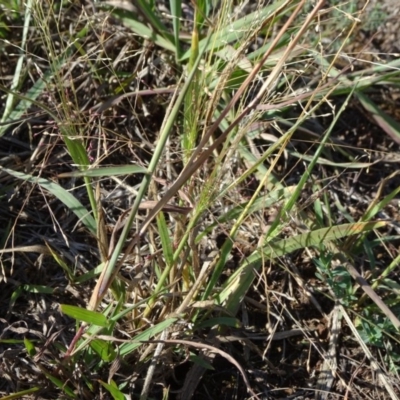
[
  {"x1": 99, "y1": 380, "x2": 125, "y2": 400},
  {"x1": 180, "y1": 0, "x2": 292, "y2": 61},
  {"x1": 0, "y1": 75, "x2": 48, "y2": 137},
  {"x1": 363, "y1": 185, "x2": 400, "y2": 222},
  {"x1": 58, "y1": 165, "x2": 149, "y2": 178},
  {"x1": 266, "y1": 88, "x2": 356, "y2": 240},
  {"x1": 170, "y1": 0, "x2": 182, "y2": 60},
  {"x1": 220, "y1": 220, "x2": 388, "y2": 314},
  {"x1": 41, "y1": 370, "x2": 76, "y2": 398},
  {"x1": 0, "y1": 0, "x2": 32, "y2": 131},
  {"x1": 157, "y1": 212, "x2": 174, "y2": 267},
  {"x1": 357, "y1": 91, "x2": 400, "y2": 144},
  {"x1": 134, "y1": 0, "x2": 172, "y2": 38},
  {"x1": 118, "y1": 318, "x2": 177, "y2": 356},
  {"x1": 109, "y1": 9, "x2": 175, "y2": 52},
  {"x1": 0, "y1": 166, "x2": 97, "y2": 234}
]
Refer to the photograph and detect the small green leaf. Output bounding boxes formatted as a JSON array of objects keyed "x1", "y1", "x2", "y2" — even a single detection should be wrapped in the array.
[
  {"x1": 9, "y1": 285, "x2": 53, "y2": 311},
  {"x1": 111, "y1": 10, "x2": 175, "y2": 52},
  {"x1": 22, "y1": 284, "x2": 53, "y2": 294},
  {"x1": 24, "y1": 337, "x2": 36, "y2": 357},
  {"x1": 90, "y1": 339, "x2": 116, "y2": 362}
]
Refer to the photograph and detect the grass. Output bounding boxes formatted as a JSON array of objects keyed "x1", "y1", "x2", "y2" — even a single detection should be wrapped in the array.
[{"x1": 1, "y1": 0, "x2": 400, "y2": 398}]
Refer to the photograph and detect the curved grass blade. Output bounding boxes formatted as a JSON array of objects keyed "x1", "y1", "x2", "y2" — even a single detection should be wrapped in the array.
[
  {"x1": 220, "y1": 220, "x2": 387, "y2": 314},
  {"x1": 357, "y1": 91, "x2": 400, "y2": 144},
  {"x1": 0, "y1": 166, "x2": 96, "y2": 234},
  {"x1": 109, "y1": 9, "x2": 176, "y2": 53}
]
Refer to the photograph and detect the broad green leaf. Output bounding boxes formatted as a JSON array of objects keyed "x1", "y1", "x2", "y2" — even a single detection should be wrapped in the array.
[{"x1": 60, "y1": 304, "x2": 108, "y2": 327}]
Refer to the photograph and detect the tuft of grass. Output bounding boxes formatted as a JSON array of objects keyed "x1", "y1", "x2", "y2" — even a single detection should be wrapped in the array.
[{"x1": 1, "y1": 0, "x2": 400, "y2": 398}]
